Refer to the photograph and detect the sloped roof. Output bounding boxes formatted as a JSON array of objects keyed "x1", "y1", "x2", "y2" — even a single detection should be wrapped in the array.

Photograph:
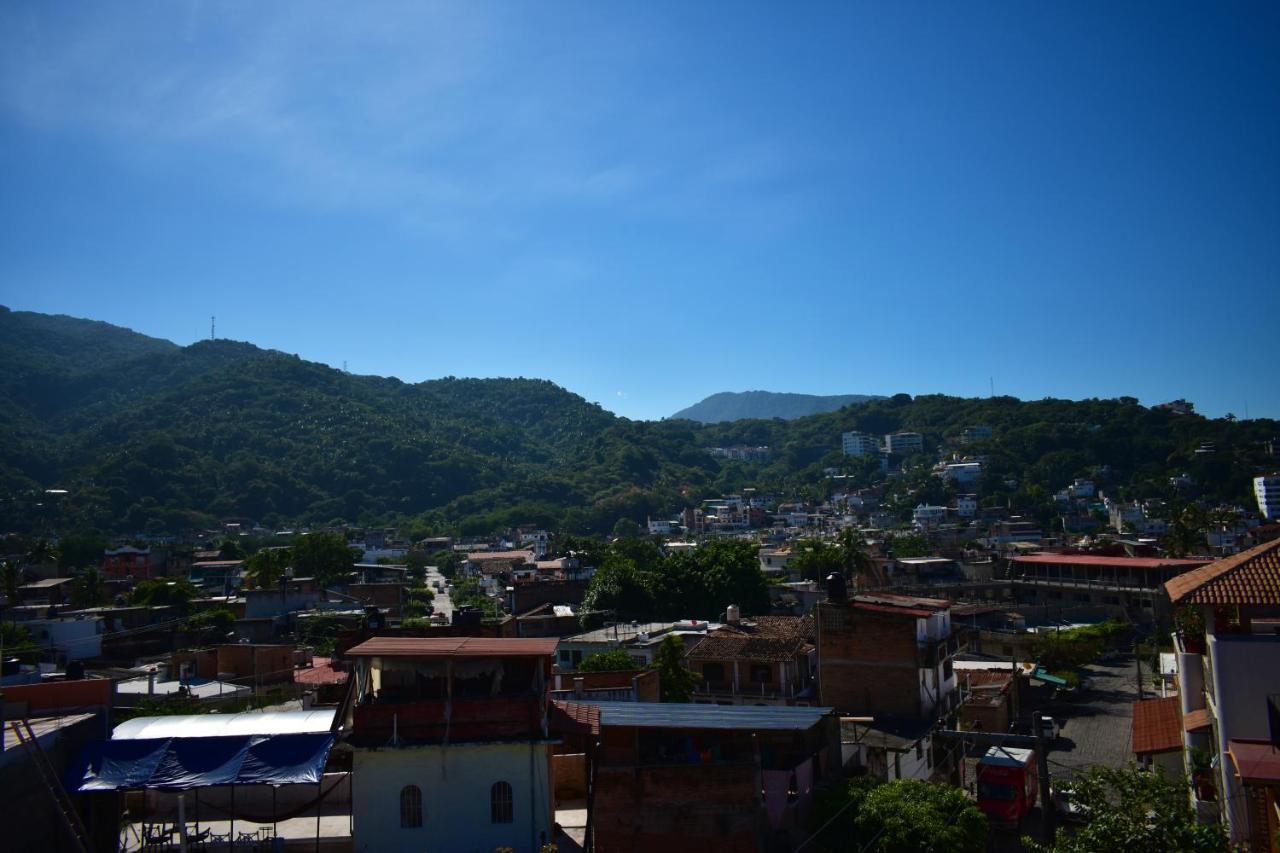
[
  {"x1": 346, "y1": 636, "x2": 559, "y2": 658},
  {"x1": 686, "y1": 616, "x2": 812, "y2": 662},
  {"x1": 1164, "y1": 538, "x2": 1280, "y2": 606},
  {"x1": 550, "y1": 700, "x2": 600, "y2": 736},
  {"x1": 1014, "y1": 554, "x2": 1209, "y2": 570},
  {"x1": 1132, "y1": 697, "x2": 1182, "y2": 755},
  {"x1": 1229, "y1": 739, "x2": 1280, "y2": 784}
]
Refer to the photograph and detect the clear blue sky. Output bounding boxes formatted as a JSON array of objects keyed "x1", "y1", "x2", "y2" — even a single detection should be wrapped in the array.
[{"x1": 2, "y1": 2, "x2": 1277, "y2": 421}]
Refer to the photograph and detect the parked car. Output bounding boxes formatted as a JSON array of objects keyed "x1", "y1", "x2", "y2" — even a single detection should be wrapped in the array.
[{"x1": 1051, "y1": 781, "x2": 1090, "y2": 823}]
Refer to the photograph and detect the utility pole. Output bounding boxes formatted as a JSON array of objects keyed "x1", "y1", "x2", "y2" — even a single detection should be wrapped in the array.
[
  {"x1": 1135, "y1": 646, "x2": 1144, "y2": 700},
  {"x1": 1033, "y1": 712, "x2": 1055, "y2": 845}
]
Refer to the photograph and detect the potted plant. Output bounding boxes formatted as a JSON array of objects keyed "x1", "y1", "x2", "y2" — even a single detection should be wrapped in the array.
[
  {"x1": 1188, "y1": 747, "x2": 1216, "y2": 801},
  {"x1": 1174, "y1": 606, "x2": 1205, "y2": 653}
]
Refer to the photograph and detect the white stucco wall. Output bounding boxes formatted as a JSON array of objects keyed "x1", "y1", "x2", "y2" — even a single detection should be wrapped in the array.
[{"x1": 352, "y1": 741, "x2": 553, "y2": 853}]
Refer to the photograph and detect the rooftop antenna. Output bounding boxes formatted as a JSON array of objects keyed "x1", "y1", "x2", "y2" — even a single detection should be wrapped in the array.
[{"x1": 210, "y1": 315, "x2": 216, "y2": 341}]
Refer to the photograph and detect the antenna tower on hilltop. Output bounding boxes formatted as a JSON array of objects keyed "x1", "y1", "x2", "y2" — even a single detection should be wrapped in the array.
[{"x1": 210, "y1": 315, "x2": 216, "y2": 340}]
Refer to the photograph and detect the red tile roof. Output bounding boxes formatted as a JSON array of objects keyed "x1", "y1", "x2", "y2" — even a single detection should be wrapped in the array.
[
  {"x1": 293, "y1": 656, "x2": 349, "y2": 686},
  {"x1": 551, "y1": 700, "x2": 600, "y2": 736},
  {"x1": 1013, "y1": 554, "x2": 1209, "y2": 570},
  {"x1": 1132, "y1": 696, "x2": 1182, "y2": 755},
  {"x1": 346, "y1": 637, "x2": 559, "y2": 658},
  {"x1": 1182, "y1": 708, "x2": 1212, "y2": 733},
  {"x1": 1164, "y1": 538, "x2": 1280, "y2": 606},
  {"x1": 1228, "y1": 739, "x2": 1280, "y2": 784}
]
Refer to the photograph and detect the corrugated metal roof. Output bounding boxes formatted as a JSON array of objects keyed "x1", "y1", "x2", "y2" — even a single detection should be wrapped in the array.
[
  {"x1": 345, "y1": 636, "x2": 559, "y2": 658},
  {"x1": 1014, "y1": 554, "x2": 1209, "y2": 570},
  {"x1": 585, "y1": 701, "x2": 833, "y2": 731},
  {"x1": 113, "y1": 709, "x2": 335, "y2": 740}
]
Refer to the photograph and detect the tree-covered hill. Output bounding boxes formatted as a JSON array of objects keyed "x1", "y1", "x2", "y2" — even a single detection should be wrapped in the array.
[
  {"x1": 671, "y1": 390, "x2": 882, "y2": 423},
  {"x1": 0, "y1": 308, "x2": 1274, "y2": 537}
]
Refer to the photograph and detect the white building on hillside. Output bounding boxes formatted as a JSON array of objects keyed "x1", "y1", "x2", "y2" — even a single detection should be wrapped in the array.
[
  {"x1": 842, "y1": 431, "x2": 880, "y2": 458},
  {"x1": 884, "y1": 432, "x2": 924, "y2": 455},
  {"x1": 1253, "y1": 475, "x2": 1280, "y2": 520}
]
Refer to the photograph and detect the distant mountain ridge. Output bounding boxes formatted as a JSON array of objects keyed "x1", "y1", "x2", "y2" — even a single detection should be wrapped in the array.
[{"x1": 671, "y1": 391, "x2": 884, "y2": 423}]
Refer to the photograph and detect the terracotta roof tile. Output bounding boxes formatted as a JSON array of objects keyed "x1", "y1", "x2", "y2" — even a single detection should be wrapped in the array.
[
  {"x1": 686, "y1": 616, "x2": 813, "y2": 663},
  {"x1": 550, "y1": 700, "x2": 600, "y2": 736},
  {"x1": 1014, "y1": 554, "x2": 1209, "y2": 570},
  {"x1": 1183, "y1": 708, "x2": 1212, "y2": 733},
  {"x1": 1132, "y1": 696, "x2": 1182, "y2": 755},
  {"x1": 1164, "y1": 538, "x2": 1280, "y2": 606},
  {"x1": 346, "y1": 637, "x2": 558, "y2": 657}
]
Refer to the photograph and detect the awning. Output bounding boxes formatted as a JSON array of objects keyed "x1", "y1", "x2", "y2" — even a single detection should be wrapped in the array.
[
  {"x1": 1031, "y1": 667, "x2": 1068, "y2": 687},
  {"x1": 69, "y1": 732, "x2": 335, "y2": 791}
]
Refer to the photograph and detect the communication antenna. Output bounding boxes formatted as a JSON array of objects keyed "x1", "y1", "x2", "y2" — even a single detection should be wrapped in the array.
[
  {"x1": 210, "y1": 315, "x2": 216, "y2": 340},
  {"x1": 343, "y1": 360, "x2": 348, "y2": 373},
  {"x1": 989, "y1": 376, "x2": 994, "y2": 398}
]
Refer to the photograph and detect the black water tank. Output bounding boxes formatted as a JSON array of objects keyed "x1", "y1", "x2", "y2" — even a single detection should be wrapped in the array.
[{"x1": 826, "y1": 572, "x2": 847, "y2": 602}]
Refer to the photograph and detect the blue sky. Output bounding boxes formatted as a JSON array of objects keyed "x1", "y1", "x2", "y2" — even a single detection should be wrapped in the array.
[{"x1": 2, "y1": 2, "x2": 1277, "y2": 421}]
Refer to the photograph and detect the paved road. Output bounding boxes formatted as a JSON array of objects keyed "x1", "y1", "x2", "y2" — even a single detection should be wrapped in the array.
[
  {"x1": 424, "y1": 565, "x2": 453, "y2": 622},
  {"x1": 1039, "y1": 654, "x2": 1145, "y2": 779}
]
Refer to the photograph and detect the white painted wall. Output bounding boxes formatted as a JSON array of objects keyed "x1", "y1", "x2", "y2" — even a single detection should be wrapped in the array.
[{"x1": 352, "y1": 741, "x2": 553, "y2": 853}]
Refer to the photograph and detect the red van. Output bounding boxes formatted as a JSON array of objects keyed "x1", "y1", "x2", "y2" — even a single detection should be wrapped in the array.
[{"x1": 977, "y1": 746, "x2": 1037, "y2": 823}]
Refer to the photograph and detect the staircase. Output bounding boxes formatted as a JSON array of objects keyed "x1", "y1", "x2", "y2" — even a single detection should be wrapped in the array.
[{"x1": 9, "y1": 719, "x2": 93, "y2": 853}]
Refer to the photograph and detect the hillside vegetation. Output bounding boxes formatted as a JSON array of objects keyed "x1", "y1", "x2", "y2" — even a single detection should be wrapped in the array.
[{"x1": 1, "y1": 307, "x2": 1274, "y2": 537}]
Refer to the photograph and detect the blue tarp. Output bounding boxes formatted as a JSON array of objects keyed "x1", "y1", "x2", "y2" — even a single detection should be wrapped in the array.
[{"x1": 69, "y1": 732, "x2": 335, "y2": 792}]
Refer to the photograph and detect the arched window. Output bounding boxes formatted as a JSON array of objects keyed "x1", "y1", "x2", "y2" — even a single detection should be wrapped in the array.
[
  {"x1": 400, "y1": 785, "x2": 423, "y2": 828},
  {"x1": 490, "y1": 780, "x2": 513, "y2": 823}
]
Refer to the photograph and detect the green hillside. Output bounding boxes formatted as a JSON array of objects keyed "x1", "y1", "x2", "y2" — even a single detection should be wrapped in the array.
[{"x1": 0, "y1": 308, "x2": 1274, "y2": 537}]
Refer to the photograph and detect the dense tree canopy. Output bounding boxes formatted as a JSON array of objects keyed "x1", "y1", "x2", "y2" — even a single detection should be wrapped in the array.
[{"x1": 2, "y1": 308, "x2": 1274, "y2": 539}]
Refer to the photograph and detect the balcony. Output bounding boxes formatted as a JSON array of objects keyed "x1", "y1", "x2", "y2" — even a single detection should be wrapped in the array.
[
  {"x1": 351, "y1": 695, "x2": 546, "y2": 745},
  {"x1": 549, "y1": 686, "x2": 634, "y2": 702},
  {"x1": 693, "y1": 680, "x2": 804, "y2": 702}
]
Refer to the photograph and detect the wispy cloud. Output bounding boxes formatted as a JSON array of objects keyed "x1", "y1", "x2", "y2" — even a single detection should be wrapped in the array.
[{"x1": 0, "y1": 2, "x2": 823, "y2": 244}]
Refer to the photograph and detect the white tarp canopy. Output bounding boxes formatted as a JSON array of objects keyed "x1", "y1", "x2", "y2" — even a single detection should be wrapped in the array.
[{"x1": 113, "y1": 709, "x2": 335, "y2": 741}]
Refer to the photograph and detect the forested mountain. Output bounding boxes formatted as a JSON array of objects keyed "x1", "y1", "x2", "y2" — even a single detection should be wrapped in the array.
[
  {"x1": 671, "y1": 391, "x2": 882, "y2": 423},
  {"x1": 1, "y1": 307, "x2": 1274, "y2": 538}
]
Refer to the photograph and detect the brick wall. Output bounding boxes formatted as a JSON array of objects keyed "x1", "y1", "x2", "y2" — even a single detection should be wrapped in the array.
[
  {"x1": 592, "y1": 762, "x2": 764, "y2": 853},
  {"x1": 510, "y1": 579, "x2": 588, "y2": 614},
  {"x1": 552, "y1": 752, "x2": 587, "y2": 800},
  {"x1": 215, "y1": 644, "x2": 295, "y2": 685},
  {"x1": 818, "y1": 602, "x2": 922, "y2": 717},
  {"x1": 171, "y1": 648, "x2": 219, "y2": 680},
  {"x1": 1, "y1": 678, "x2": 112, "y2": 714}
]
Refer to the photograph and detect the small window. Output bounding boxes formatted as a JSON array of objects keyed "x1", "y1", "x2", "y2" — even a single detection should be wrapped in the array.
[
  {"x1": 491, "y1": 781, "x2": 513, "y2": 824},
  {"x1": 750, "y1": 664, "x2": 772, "y2": 683},
  {"x1": 400, "y1": 785, "x2": 422, "y2": 828}
]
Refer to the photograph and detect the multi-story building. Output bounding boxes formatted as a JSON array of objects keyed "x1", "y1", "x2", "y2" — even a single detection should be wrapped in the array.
[
  {"x1": 955, "y1": 495, "x2": 978, "y2": 519},
  {"x1": 555, "y1": 620, "x2": 716, "y2": 671},
  {"x1": 686, "y1": 613, "x2": 815, "y2": 705},
  {"x1": 912, "y1": 504, "x2": 947, "y2": 530},
  {"x1": 817, "y1": 587, "x2": 960, "y2": 783},
  {"x1": 101, "y1": 545, "x2": 164, "y2": 580},
  {"x1": 958, "y1": 425, "x2": 993, "y2": 444},
  {"x1": 883, "y1": 432, "x2": 925, "y2": 456},
  {"x1": 841, "y1": 431, "x2": 880, "y2": 458},
  {"x1": 1253, "y1": 475, "x2": 1280, "y2": 521},
  {"x1": 941, "y1": 461, "x2": 982, "y2": 485},
  {"x1": 1165, "y1": 538, "x2": 1280, "y2": 849},
  {"x1": 343, "y1": 637, "x2": 560, "y2": 852},
  {"x1": 1009, "y1": 553, "x2": 1209, "y2": 623}
]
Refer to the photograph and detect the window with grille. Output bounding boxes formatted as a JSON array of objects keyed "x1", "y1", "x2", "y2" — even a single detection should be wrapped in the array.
[
  {"x1": 491, "y1": 780, "x2": 513, "y2": 824},
  {"x1": 400, "y1": 785, "x2": 422, "y2": 828}
]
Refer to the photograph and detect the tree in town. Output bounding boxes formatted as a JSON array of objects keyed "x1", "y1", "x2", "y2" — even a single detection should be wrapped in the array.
[
  {"x1": 790, "y1": 538, "x2": 844, "y2": 583},
  {"x1": 581, "y1": 555, "x2": 656, "y2": 622},
  {"x1": 128, "y1": 578, "x2": 198, "y2": 613},
  {"x1": 25, "y1": 537, "x2": 58, "y2": 567},
  {"x1": 1024, "y1": 765, "x2": 1227, "y2": 853},
  {"x1": 71, "y1": 565, "x2": 107, "y2": 608},
  {"x1": 838, "y1": 527, "x2": 875, "y2": 590},
  {"x1": 577, "y1": 649, "x2": 636, "y2": 673},
  {"x1": 810, "y1": 779, "x2": 985, "y2": 853},
  {"x1": 217, "y1": 537, "x2": 246, "y2": 560},
  {"x1": 649, "y1": 634, "x2": 698, "y2": 702},
  {"x1": 57, "y1": 530, "x2": 109, "y2": 571},
  {"x1": 245, "y1": 547, "x2": 291, "y2": 589},
  {"x1": 291, "y1": 532, "x2": 358, "y2": 587}
]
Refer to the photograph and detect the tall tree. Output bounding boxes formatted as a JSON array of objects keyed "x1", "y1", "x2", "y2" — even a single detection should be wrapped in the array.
[
  {"x1": 1024, "y1": 765, "x2": 1227, "y2": 853},
  {"x1": 71, "y1": 566, "x2": 106, "y2": 607},
  {"x1": 650, "y1": 634, "x2": 697, "y2": 702},
  {"x1": 245, "y1": 547, "x2": 290, "y2": 589},
  {"x1": 292, "y1": 532, "x2": 358, "y2": 587}
]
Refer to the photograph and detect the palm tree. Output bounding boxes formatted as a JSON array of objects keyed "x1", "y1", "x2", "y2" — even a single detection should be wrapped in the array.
[
  {"x1": 838, "y1": 527, "x2": 875, "y2": 591},
  {"x1": 1, "y1": 560, "x2": 22, "y2": 603},
  {"x1": 72, "y1": 566, "x2": 106, "y2": 608}
]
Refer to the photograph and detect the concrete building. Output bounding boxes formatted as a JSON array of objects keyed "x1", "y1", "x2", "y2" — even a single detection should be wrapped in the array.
[
  {"x1": 912, "y1": 504, "x2": 947, "y2": 530},
  {"x1": 686, "y1": 614, "x2": 815, "y2": 706},
  {"x1": 841, "y1": 431, "x2": 881, "y2": 458},
  {"x1": 883, "y1": 432, "x2": 924, "y2": 456},
  {"x1": 1253, "y1": 475, "x2": 1280, "y2": 520},
  {"x1": 1010, "y1": 553, "x2": 1209, "y2": 624},
  {"x1": 344, "y1": 637, "x2": 560, "y2": 853},
  {"x1": 556, "y1": 700, "x2": 840, "y2": 852},
  {"x1": 941, "y1": 461, "x2": 982, "y2": 485},
  {"x1": 955, "y1": 495, "x2": 978, "y2": 519},
  {"x1": 1131, "y1": 696, "x2": 1184, "y2": 777},
  {"x1": 958, "y1": 425, "x2": 992, "y2": 444},
  {"x1": 555, "y1": 620, "x2": 716, "y2": 671},
  {"x1": 1165, "y1": 538, "x2": 1280, "y2": 849}
]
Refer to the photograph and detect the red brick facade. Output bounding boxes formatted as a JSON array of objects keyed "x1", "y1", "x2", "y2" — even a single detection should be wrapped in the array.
[{"x1": 817, "y1": 602, "x2": 923, "y2": 717}]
